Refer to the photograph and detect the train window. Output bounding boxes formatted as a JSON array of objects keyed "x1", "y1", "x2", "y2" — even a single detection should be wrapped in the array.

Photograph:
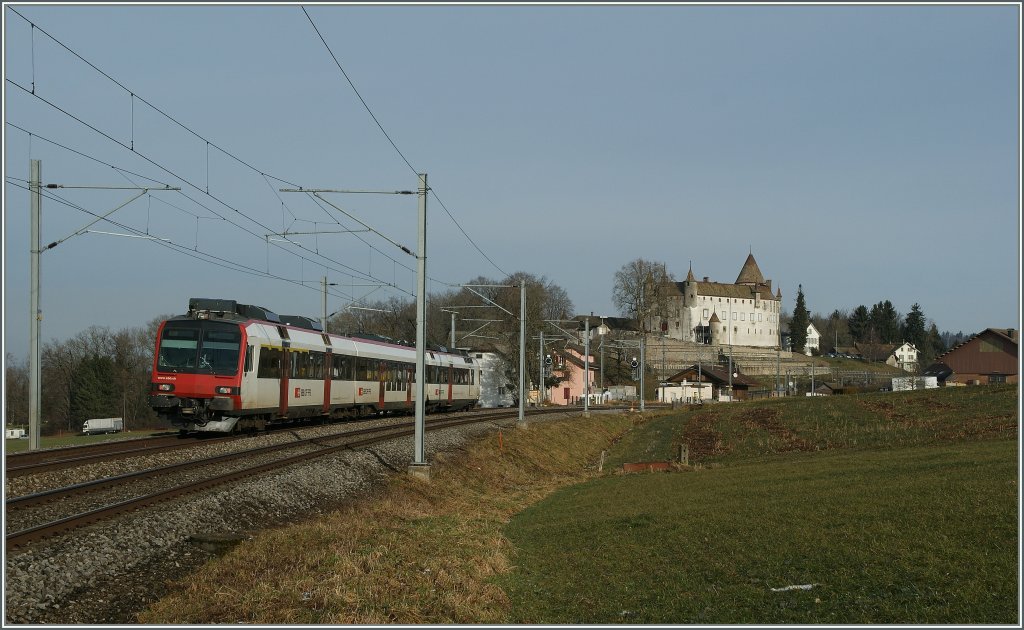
[
  {"x1": 244, "y1": 345, "x2": 253, "y2": 373},
  {"x1": 258, "y1": 347, "x2": 282, "y2": 379},
  {"x1": 291, "y1": 352, "x2": 310, "y2": 379},
  {"x1": 331, "y1": 354, "x2": 350, "y2": 380},
  {"x1": 158, "y1": 326, "x2": 199, "y2": 370},
  {"x1": 310, "y1": 352, "x2": 324, "y2": 380},
  {"x1": 201, "y1": 327, "x2": 241, "y2": 373}
]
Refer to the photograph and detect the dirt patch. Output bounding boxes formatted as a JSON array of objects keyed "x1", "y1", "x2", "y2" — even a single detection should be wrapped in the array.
[
  {"x1": 740, "y1": 407, "x2": 815, "y2": 453},
  {"x1": 681, "y1": 410, "x2": 729, "y2": 461}
]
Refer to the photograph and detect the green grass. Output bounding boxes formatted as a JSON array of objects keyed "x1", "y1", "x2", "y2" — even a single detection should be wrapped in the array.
[
  {"x1": 497, "y1": 385, "x2": 1019, "y2": 624},
  {"x1": 498, "y1": 439, "x2": 1018, "y2": 624},
  {"x1": 2, "y1": 429, "x2": 170, "y2": 453},
  {"x1": 609, "y1": 385, "x2": 1017, "y2": 468}
]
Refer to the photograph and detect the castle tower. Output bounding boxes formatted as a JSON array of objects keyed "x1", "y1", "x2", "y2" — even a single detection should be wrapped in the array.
[
  {"x1": 735, "y1": 253, "x2": 765, "y2": 286},
  {"x1": 709, "y1": 311, "x2": 722, "y2": 345}
]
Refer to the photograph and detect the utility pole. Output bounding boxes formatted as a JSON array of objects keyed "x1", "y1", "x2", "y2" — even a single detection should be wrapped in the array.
[
  {"x1": 412, "y1": 173, "x2": 428, "y2": 475},
  {"x1": 28, "y1": 159, "x2": 41, "y2": 451},
  {"x1": 25, "y1": 164, "x2": 177, "y2": 451},
  {"x1": 450, "y1": 310, "x2": 456, "y2": 349},
  {"x1": 639, "y1": 333, "x2": 646, "y2": 412},
  {"x1": 538, "y1": 330, "x2": 544, "y2": 405},
  {"x1": 584, "y1": 317, "x2": 590, "y2": 416},
  {"x1": 518, "y1": 282, "x2": 526, "y2": 427}
]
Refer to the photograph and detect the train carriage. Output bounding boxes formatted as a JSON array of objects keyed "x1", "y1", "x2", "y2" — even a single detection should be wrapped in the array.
[{"x1": 149, "y1": 298, "x2": 480, "y2": 433}]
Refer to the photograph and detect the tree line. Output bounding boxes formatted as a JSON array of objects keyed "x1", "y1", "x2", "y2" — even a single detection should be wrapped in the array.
[{"x1": 5, "y1": 316, "x2": 169, "y2": 434}]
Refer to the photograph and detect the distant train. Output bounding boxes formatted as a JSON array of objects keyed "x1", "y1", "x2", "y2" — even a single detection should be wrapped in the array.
[{"x1": 149, "y1": 298, "x2": 480, "y2": 433}]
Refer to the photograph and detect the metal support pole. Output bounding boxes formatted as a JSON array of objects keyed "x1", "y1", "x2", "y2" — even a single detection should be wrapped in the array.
[
  {"x1": 412, "y1": 173, "x2": 428, "y2": 471},
  {"x1": 538, "y1": 330, "x2": 544, "y2": 405},
  {"x1": 518, "y1": 282, "x2": 526, "y2": 426},
  {"x1": 28, "y1": 159, "x2": 42, "y2": 451},
  {"x1": 584, "y1": 318, "x2": 590, "y2": 416},
  {"x1": 321, "y1": 276, "x2": 328, "y2": 331},
  {"x1": 450, "y1": 310, "x2": 456, "y2": 349},
  {"x1": 639, "y1": 334, "x2": 645, "y2": 412}
]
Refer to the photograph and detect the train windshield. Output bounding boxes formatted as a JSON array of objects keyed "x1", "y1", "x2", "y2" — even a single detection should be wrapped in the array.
[{"x1": 156, "y1": 320, "x2": 242, "y2": 375}]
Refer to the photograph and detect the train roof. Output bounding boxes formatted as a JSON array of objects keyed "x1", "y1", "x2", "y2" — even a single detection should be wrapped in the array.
[{"x1": 178, "y1": 297, "x2": 470, "y2": 358}]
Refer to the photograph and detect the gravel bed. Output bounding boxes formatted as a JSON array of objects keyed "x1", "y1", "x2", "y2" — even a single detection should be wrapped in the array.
[
  {"x1": 4, "y1": 410, "x2": 583, "y2": 624},
  {"x1": 5, "y1": 414, "x2": 438, "y2": 497}
]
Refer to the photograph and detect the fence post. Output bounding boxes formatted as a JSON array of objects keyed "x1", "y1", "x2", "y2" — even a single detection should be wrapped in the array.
[
  {"x1": 599, "y1": 450, "x2": 606, "y2": 472},
  {"x1": 679, "y1": 444, "x2": 689, "y2": 465}
]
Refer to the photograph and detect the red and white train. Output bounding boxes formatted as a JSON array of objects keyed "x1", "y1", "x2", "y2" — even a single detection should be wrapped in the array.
[{"x1": 149, "y1": 298, "x2": 481, "y2": 433}]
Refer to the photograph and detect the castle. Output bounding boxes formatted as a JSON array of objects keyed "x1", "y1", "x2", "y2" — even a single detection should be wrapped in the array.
[{"x1": 655, "y1": 253, "x2": 782, "y2": 348}]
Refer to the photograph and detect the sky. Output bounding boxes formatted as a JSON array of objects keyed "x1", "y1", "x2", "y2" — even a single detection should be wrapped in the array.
[{"x1": 3, "y1": 3, "x2": 1021, "y2": 361}]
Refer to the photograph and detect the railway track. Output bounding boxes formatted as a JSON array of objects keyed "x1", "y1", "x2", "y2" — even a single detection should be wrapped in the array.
[
  {"x1": 5, "y1": 406, "x2": 570, "y2": 550},
  {"x1": 3, "y1": 406, "x2": 515, "y2": 478}
]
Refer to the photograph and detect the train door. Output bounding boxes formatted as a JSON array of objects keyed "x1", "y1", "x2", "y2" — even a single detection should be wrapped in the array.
[
  {"x1": 323, "y1": 348, "x2": 332, "y2": 415},
  {"x1": 447, "y1": 363, "x2": 453, "y2": 404},
  {"x1": 277, "y1": 327, "x2": 291, "y2": 418},
  {"x1": 379, "y1": 360, "x2": 386, "y2": 410},
  {"x1": 406, "y1": 365, "x2": 413, "y2": 407}
]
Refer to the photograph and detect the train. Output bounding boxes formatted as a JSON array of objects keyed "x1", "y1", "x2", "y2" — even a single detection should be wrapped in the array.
[{"x1": 148, "y1": 298, "x2": 481, "y2": 433}]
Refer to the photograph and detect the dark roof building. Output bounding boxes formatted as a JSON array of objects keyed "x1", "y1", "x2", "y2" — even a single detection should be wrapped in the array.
[
  {"x1": 665, "y1": 363, "x2": 758, "y2": 400},
  {"x1": 923, "y1": 328, "x2": 1018, "y2": 385}
]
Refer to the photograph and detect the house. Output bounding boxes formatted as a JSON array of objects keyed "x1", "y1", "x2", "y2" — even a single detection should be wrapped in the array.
[
  {"x1": 805, "y1": 323, "x2": 821, "y2": 356},
  {"x1": 654, "y1": 253, "x2": 783, "y2": 348},
  {"x1": 665, "y1": 363, "x2": 758, "y2": 401},
  {"x1": 924, "y1": 328, "x2": 1018, "y2": 385},
  {"x1": 544, "y1": 344, "x2": 599, "y2": 405},
  {"x1": 854, "y1": 341, "x2": 919, "y2": 372},
  {"x1": 472, "y1": 349, "x2": 515, "y2": 408}
]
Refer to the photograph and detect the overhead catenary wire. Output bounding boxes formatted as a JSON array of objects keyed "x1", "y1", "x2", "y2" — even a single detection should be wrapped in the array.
[
  {"x1": 6, "y1": 177, "x2": 374, "y2": 306},
  {"x1": 7, "y1": 7, "x2": 475, "y2": 309},
  {"x1": 300, "y1": 6, "x2": 509, "y2": 279},
  {"x1": 6, "y1": 7, "x2": 453, "y2": 290},
  {"x1": 5, "y1": 12, "x2": 422, "y2": 297}
]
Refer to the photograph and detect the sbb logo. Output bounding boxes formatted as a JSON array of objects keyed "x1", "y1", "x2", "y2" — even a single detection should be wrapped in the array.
[{"x1": 293, "y1": 387, "x2": 312, "y2": 398}]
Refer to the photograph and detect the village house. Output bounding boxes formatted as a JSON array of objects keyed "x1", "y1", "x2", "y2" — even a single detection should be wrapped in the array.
[{"x1": 664, "y1": 363, "x2": 758, "y2": 402}]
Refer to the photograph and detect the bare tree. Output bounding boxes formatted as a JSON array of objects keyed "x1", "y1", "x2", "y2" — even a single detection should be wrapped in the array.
[{"x1": 611, "y1": 259, "x2": 673, "y2": 334}]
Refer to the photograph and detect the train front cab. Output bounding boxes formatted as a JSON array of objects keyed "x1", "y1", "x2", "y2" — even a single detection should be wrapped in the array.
[{"x1": 149, "y1": 317, "x2": 246, "y2": 432}]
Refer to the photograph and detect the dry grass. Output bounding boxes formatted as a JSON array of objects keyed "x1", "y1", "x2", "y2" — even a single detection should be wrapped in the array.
[{"x1": 138, "y1": 414, "x2": 635, "y2": 624}]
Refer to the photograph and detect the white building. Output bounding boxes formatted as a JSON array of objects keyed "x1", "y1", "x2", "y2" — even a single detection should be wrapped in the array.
[
  {"x1": 888, "y1": 342, "x2": 919, "y2": 373},
  {"x1": 473, "y1": 351, "x2": 515, "y2": 408},
  {"x1": 805, "y1": 322, "x2": 821, "y2": 356},
  {"x1": 657, "y1": 253, "x2": 783, "y2": 348}
]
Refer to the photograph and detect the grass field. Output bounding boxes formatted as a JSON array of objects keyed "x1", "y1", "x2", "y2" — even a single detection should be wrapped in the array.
[
  {"x1": 2, "y1": 429, "x2": 169, "y2": 454},
  {"x1": 499, "y1": 439, "x2": 1017, "y2": 623},
  {"x1": 140, "y1": 385, "x2": 1019, "y2": 624}
]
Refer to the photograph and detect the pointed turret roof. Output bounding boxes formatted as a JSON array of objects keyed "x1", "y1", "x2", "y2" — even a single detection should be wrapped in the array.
[
  {"x1": 709, "y1": 311, "x2": 721, "y2": 323},
  {"x1": 735, "y1": 253, "x2": 765, "y2": 285},
  {"x1": 686, "y1": 263, "x2": 696, "y2": 282}
]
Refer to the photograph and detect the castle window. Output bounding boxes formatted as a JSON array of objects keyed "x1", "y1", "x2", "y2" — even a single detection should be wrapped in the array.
[
  {"x1": 758, "y1": 313, "x2": 762, "y2": 322},
  {"x1": 703, "y1": 309, "x2": 709, "y2": 319},
  {"x1": 740, "y1": 313, "x2": 745, "y2": 321}
]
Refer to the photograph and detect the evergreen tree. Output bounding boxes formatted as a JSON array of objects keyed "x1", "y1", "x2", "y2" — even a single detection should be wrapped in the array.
[
  {"x1": 869, "y1": 300, "x2": 901, "y2": 344},
  {"x1": 790, "y1": 284, "x2": 810, "y2": 354},
  {"x1": 902, "y1": 303, "x2": 927, "y2": 349},
  {"x1": 69, "y1": 355, "x2": 119, "y2": 423},
  {"x1": 917, "y1": 322, "x2": 946, "y2": 373},
  {"x1": 848, "y1": 305, "x2": 870, "y2": 343}
]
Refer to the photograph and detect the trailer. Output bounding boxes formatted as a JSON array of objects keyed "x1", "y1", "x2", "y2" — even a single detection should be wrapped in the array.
[
  {"x1": 82, "y1": 417, "x2": 124, "y2": 435},
  {"x1": 5, "y1": 428, "x2": 27, "y2": 439}
]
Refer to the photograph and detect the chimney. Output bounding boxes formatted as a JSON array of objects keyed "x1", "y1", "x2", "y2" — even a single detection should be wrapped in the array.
[{"x1": 1007, "y1": 328, "x2": 1018, "y2": 342}]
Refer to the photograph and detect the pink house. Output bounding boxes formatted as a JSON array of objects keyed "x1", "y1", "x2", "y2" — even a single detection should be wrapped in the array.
[{"x1": 544, "y1": 344, "x2": 599, "y2": 405}]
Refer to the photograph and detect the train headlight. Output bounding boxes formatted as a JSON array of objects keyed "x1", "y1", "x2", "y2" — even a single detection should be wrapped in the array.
[
  {"x1": 157, "y1": 383, "x2": 174, "y2": 392},
  {"x1": 215, "y1": 386, "x2": 232, "y2": 394}
]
